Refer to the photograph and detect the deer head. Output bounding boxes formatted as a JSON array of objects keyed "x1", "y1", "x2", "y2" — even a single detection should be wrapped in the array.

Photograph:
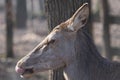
[{"x1": 15, "y1": 3, "x2": 89, "y2": 78}]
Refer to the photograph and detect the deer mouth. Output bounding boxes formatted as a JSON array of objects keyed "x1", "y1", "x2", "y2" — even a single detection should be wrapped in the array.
[
  {"x1": 21, "y1": 68, "x2": 34, "y2": 78},
  {"x1": 15, "y1": 66, "x2": 34, "y2": 78}
]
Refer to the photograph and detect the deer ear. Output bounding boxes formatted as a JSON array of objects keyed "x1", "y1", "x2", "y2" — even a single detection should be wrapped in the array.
[{"x1": 67, "y1": 3, "x2": 89, "y2": 31}]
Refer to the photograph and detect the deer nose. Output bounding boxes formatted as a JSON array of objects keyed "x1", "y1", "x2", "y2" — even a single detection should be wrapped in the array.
[
  {"x1": 15, "y1": 66, "x2": 25, "y2": 74},
  {"x1": 15, "y1": 60, "x2": 25, "y2": 74}
]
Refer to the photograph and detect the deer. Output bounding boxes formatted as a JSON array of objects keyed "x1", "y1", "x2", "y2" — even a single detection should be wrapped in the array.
[{"x1": 15, "y1": 3, "x2": 120, "y2": 80}]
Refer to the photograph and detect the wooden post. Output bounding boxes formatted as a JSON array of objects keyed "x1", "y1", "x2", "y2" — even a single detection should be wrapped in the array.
[
  {"x1": 39, "y1": 0, "x2": 46, "y2": 19},
  {"x1": 5, "y1": 0, "x2": 14, "y2": 58}
]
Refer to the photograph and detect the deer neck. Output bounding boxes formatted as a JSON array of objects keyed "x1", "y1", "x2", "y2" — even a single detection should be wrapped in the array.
[
  {"x1": 63, "y1": 30, "x2": 106, "y2": 80},
  {"x1": 63, "y1": 59, "x2": 89, "y2": 80},
  {"x1": 63, "y1": 30, "x2": 120, "y2": 80}
]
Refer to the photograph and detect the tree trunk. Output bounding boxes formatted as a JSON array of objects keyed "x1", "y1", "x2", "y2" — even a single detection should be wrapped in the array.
[
  {"x1": 100, "y1": 0, "x2": 112, "y2": 60},
  {"x1": 45, "y1": 0, "x2": 91, "y2": 80},
  {"x1": 16, "y1": 0, "x2": 27, "y2": 29},
  {"x1": 5, "y1": 0, "x2": 14, "y2": 58}
]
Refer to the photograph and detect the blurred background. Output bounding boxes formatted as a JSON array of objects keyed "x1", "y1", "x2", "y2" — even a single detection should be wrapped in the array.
[{"x1": 0, "y1": 0, "x2": 120, "y2": 80}]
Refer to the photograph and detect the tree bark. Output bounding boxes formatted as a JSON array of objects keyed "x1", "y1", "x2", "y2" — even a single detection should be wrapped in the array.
[
  {"x1": 16, "y1": 0, "x2": 27, "y2": 29},
  {"x1": 45, "y1": 0, "x2": 91, "y2": 80},
  {"x1": 5, "y1": 0, "x2": 14, "y2": 58}
]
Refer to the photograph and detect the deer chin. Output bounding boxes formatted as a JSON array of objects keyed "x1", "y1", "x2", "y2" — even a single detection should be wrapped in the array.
[{"x1": 15, "y1": 66, "x2": 34, "y2": 78}]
